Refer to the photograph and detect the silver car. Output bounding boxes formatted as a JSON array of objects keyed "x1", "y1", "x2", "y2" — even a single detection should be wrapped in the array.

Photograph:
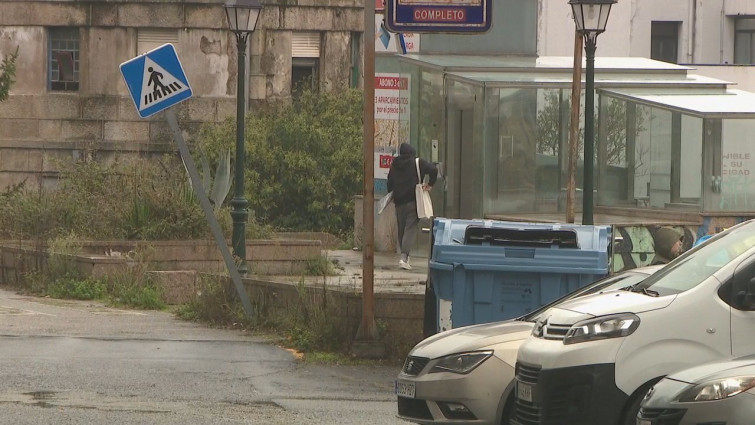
[
  {"x1": 637, "y1": 355, "x2": 755, "y2": 425},
  {"x1": 396, "y1": 266, "x2": 662, "y2": 425}
]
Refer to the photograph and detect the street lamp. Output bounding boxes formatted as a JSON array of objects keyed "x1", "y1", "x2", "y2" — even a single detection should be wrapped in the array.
[
  {"x1": 570, "y1": 0, "x2": 615, "y2": 225},
  {"x1": 225, "y1": 0, "x2": 262, "y2": 274}
]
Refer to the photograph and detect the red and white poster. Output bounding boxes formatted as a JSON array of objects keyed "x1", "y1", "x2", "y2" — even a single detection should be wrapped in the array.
[{"x1": 374, "y1": 73, "x2": 411, "y2": 179}]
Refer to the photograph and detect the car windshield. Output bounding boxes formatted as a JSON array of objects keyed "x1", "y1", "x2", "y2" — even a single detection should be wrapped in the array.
[
  {"x1": 633, "y1": 224, "x2": 755, "y2": 296},
  {"x1": 522, "y1": 270, "x2": 650, "y2": 322}
]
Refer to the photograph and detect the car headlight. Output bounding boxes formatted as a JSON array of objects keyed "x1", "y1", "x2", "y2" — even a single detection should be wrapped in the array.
[
  {"x1": 563, "y1": 313, "x2": 640, "y2": 345},
  {"x1": 429, "y1": 351, "x2": 493, "y2": 374},
  {"x1": 677, "y1": 376, "x2": 755, "y2": 402}
]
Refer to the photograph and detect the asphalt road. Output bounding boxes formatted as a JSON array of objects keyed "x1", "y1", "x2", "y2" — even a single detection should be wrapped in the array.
[{"x1": 0, "y1": 288, "x2": 409, "y2": 424}]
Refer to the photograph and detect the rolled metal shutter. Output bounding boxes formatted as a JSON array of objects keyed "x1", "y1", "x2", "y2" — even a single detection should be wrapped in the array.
[
  {"x1": 137, "y1": 29, "x2": 179, "y2": 55},
  {"x1": 292, "y1": 32, "x2": 321, "y2": 58}
]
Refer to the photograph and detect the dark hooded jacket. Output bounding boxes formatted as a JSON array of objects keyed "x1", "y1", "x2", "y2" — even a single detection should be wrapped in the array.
[
  {"x1": 651, "y1": 227, "x2": 684, "y2": 265},
  {"x1": 387, "y1": 143, "x2": 438, "y2": 206}
]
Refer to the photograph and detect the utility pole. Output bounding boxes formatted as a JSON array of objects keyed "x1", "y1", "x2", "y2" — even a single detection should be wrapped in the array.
[{"x1": 353, "y1": 0, "x2": 383, "y2": 358}]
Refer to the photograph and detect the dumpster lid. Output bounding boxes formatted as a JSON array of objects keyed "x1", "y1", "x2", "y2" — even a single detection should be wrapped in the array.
[{"x1": 463, "y1": 226, "x2": 579, "y2": 248}]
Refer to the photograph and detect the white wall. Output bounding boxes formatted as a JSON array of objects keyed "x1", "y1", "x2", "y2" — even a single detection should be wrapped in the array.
[
  {"x1": 537, "y1": 0, "x2": 755, "y2": 65},
  {"x1": 692, "y1": 65, "x2": 755, "y2": 92}
]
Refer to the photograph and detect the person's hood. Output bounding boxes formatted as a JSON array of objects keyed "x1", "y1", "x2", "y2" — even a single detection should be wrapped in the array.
[
  {"x1": 654, "y1": 227, "x2": 683, "y2": 260},
  {"x1": 539, "y1": 291, "x2": 677, "y2": 325},
  {"x1": 399, "y1": 142, "x2": 416, "y2": 156},
  {"x1": 408, "y1": 320, "x2": 534, "y2": 359},
  {"x1": 392, "y1": 143, "x2": 417, "y2": 169}
]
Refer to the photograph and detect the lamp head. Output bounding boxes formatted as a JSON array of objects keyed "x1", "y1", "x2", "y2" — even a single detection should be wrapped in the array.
[
  {"x1": 225, "y1": 0, "x2": 263, "y2": 34},
  {"x1": 569, "y1": 0, "x2": 616, "y2": 36}
]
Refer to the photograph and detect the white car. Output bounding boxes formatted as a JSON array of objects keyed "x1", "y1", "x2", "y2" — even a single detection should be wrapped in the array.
[
  {"x1": 637, "y1": 354, "x2": 755, "y2": 425},
  {"x1": 396, "y1": 265, "x2": 662, "y2": 425}
]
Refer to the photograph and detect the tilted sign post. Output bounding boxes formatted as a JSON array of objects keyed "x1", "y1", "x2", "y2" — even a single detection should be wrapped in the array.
[{"x1": 120, "y1": 43, "x2": 255, "y2": 319}]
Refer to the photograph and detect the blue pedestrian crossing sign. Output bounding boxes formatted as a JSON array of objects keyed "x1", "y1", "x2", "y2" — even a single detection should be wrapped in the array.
[{"x1": 119, "y1": 43, "x2": 193, "y2": 118}]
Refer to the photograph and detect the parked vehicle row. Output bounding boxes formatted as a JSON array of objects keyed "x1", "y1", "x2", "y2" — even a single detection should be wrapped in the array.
[
  {"x1": 512, "y1": 220, "x2": 755, "y2": 425},
  {"x1": 398, "y1": 219, "x2": 755, "y2": 425},
  {"x1": 396, "y1": 265, "x2": 663, "y2": 425}
]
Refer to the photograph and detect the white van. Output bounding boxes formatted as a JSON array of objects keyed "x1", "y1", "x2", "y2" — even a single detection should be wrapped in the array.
[{"x1": 512, "y1": 219, "x2": 755, "y2": 425}]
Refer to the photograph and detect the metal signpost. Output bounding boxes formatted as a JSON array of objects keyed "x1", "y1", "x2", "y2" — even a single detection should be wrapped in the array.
[
  {"x1": 385, "y1": 0, "x2": 492, "y2": 33},
  {"x1": 119, "y1": 44, "x2": 255, "y2": 319}
]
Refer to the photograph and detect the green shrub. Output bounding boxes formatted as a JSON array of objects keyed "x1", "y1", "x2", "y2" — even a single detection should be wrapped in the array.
[
  {"x1": 0, "y1": 155, "x2": 274, "y2": 241},
  {"x1": 47, "y1": 276, "x2": 106, "y2": 300},
  {"x1": 109, "y1": 281, "x2": 164, "y2": 310},
  {"x1": 197, "y1": 88, "x2": 363, "y2": 239}
]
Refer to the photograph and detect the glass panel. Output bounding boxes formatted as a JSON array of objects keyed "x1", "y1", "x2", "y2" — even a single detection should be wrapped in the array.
[
  {"x1": 647, "y1": 108, "x2": 673, "y2": 209},
  {"x1": 719, "y1": 119, "x2": 755, "y2": 211},
  {"x1": 597, "y1": 96, "x2": 632, "y2": 205},
  {"x1": 480, "y1": 87, "x2": 540, "y2": 214},
  {"x1": 680, "y1": 116, "x2": 702, "y2": 202},
  {"x1": 534, "y1": 89, "x2": 565, "y2": 212},
  {"x1": 446, "y1": 79, "x2": 484, "y2": 218},
  {"x1": 633, "y1": 105, "x2": 652, "y2": 206},
  {"x1": 498, "y1": 88, "x2": 537, "y2": 213}
]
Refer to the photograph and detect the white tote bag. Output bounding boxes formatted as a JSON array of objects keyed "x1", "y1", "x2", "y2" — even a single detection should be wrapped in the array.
[{"x1": 415, "y1": 158, "x2": 434, "y2": 219}]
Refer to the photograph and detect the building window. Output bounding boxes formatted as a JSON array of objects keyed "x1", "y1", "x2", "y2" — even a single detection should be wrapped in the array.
[
  {"x1": 137, "y1": 28, "x2": 178, "y2": 55},
  {"x1": 49, "y1": 27, "x2": 79, "y2": 91},
  {"x1": 650, "y1": 22, "x2": 679, "y2": 64},
  {"x1": 292, "y1": 32, "x2": 320, "y2": 96},
  {"x1": 735, "y1": 17, "x2": 755, "y2": 64}
]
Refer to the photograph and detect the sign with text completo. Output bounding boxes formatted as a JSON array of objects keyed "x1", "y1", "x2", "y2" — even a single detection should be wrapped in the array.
[{"x1": 385, "y1": 0, "x2": 492, "y2": 33}]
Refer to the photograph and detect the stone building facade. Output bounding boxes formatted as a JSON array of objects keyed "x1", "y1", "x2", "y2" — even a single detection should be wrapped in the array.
[{"x1": 0, "y1": 0, "x2": 363, "y2": 190}]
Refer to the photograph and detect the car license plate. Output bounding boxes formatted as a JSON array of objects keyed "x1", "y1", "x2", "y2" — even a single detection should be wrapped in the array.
[
  {"x1": 637, "y1": 421, "x2": 651, "y2": 425},
  {"x1": 517, "y1": 381, "x2": 533, "y2": 403},
  {"x1": 395, "y1": 380, "x2": 415, "y2": 398}
]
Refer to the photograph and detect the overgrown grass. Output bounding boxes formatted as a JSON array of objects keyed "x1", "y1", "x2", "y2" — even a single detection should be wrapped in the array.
[
  {"x1": 105, "y1": 248, "x2": 165, "y2": 310},
  {"x1": 304, "y1": 255, "x2": 340, "y2": 276},
  {"x1": 175, "y1": 273, "x2": 248, "y2": 326},
  {"x1": 21, "y1": 236, "x2": 166, "y2": 310},
  {"x1": 177, "y1": 275, "x2": 353, "y2": 355},
  {"x1": 0, "y1": 155, "x2": 273, "y2": 242}
]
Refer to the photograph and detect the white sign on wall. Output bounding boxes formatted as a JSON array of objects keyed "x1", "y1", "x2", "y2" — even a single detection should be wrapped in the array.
[{"x1": 374, "y1": 73, "x2": 411, "y2": 180}]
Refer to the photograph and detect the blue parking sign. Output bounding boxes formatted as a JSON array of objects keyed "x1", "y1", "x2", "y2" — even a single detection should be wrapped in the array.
[{"x1": 119, "y1": 43, "x2": 193, "y2": 118}]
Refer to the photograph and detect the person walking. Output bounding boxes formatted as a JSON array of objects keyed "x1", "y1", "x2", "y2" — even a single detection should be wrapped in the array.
[{"x1": 387, "y1": 143, "x2": 438, "y2": 270}]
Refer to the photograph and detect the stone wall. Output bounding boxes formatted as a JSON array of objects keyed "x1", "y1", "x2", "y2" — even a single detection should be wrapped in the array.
[
  {"x1": 0, "y1": 238, "x2": 323, "y2": 288},
  {"x1": 0, "y1": 0, "x2": 363, "y2": 190},
  {"x1": 239, "y1": 275, "x2": 424, "y2": 358}
]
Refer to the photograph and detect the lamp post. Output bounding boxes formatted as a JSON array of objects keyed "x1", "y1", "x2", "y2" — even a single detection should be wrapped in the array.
[
  {"x1": 225, "y1": 0, "x2": 262, "y2": 274},
  {"x1": 570, "y1": 0, "x2": 615, "y2": 225}
]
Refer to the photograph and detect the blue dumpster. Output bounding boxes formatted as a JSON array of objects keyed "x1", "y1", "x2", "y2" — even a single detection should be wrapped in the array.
[{"x1": 429, "y1": 218, "x2": 611, "y2": 332}]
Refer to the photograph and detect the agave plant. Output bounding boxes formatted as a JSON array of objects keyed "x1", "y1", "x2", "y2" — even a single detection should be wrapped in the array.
[{"x1": 183, "y1": 147, "x2": 233, "y2": 211}]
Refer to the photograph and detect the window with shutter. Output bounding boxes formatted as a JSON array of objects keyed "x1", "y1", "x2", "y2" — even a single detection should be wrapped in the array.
[
  {"x1": 137, "y1": 29, "x2": 179, "y2": 56},
  {"x1": 291, "y1": 32, "x2": 321, "y2": 96}
]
